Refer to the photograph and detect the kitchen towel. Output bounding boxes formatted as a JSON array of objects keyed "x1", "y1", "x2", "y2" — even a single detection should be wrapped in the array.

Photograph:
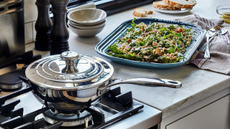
[{"x1": 174, "y1": 14, "x2": 230, "y2": 75}]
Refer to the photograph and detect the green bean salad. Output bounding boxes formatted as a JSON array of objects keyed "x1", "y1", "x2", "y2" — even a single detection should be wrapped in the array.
[{"x1": 107, "y1": 19, "x2": 193, "y2": 63}]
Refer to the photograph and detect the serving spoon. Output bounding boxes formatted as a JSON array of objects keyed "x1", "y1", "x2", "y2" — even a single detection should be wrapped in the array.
[
  {"x1": 204, "y1": 28, "x2": 218, "y2": 59},
  {"x1": 203, "y1": 26, "x2": 228, "y2": 59},
  {"x1": 199, "y1": 30, "x2": 215, "y2": 52},
  {"x1": 200, "y1": 26, "x2": 228, "y2": 53}
]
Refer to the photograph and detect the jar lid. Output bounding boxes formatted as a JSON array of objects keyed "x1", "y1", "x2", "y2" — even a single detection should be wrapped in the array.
[{"x1": 25, "y1": 51, "x2": 114, "y2": 90}]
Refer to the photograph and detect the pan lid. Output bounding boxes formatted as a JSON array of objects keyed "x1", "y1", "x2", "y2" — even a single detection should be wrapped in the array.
[{"x1": 25, "y1": 51, "x2": 114, "y2": 90}]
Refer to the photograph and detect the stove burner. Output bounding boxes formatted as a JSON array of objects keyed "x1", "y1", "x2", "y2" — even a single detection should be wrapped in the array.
[
  {"x1": 0, "y1": 69, "x2": 25, "y2": 91},
  {"x1": 42, "y1": 110, "x2": 93, "y2": 127}
]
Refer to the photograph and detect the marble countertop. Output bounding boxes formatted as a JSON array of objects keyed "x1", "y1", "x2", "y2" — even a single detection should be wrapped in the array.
[{"x1": 26, "y1": 0, "x2": 230, "y2": 119}]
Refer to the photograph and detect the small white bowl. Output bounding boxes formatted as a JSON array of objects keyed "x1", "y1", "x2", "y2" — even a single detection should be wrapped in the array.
[
  {"x1": 69, "y1": 19, "x2": 106, "y2": 27},
  {"x1": 69, "y1": 23, "x2": 105, "y2": 37},
  {"x1": 68, "y1": 8, "x2": 107, "y2": 25},
  {"x1": 69, "y1": 21, "x2": 106, "y2": 29}
]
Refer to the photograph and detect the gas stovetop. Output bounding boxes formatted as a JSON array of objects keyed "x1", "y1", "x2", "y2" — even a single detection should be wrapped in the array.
[
  {"x1": 0, "y1": 51, "x2": 162, "y2": 129},
  {"x1": 0, "y1": 86, "x2": 161, "y2": 129}
]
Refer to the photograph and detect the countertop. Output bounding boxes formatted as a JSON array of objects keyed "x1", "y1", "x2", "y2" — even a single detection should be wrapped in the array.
[{"x1": 26, "y1": 0, "x2": 230, "y2": 119}]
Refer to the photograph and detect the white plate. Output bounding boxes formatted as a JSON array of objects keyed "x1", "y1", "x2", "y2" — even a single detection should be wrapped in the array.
[{"x1": 153, "y1": 7, "x2": 191, "y2": 14}]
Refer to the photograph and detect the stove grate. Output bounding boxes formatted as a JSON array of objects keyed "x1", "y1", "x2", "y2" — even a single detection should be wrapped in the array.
[{"x1": 0, "y1": 85, "x2": 144, "y2": 129}]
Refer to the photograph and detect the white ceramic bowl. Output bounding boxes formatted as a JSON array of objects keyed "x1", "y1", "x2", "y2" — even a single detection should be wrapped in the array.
[
  {"x1": 68, "y1": 8, "x2": 107, "y2": 25},
  {"x1": 69, "y1": 19, "x2": 106, "y2": 27},
  {"x1": 69, "y1": 23, "x2": 105, "y2": 37},
  {"x1": 69, "y1": 19, "x2": 106, "y2": 26},
  {"x1": 68, "y1": 21, "x2": 106, "y2": 29}
]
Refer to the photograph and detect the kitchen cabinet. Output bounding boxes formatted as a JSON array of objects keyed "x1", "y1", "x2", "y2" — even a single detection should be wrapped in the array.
[{"x1": 160, "y1": 90, "x2": 230, "y2": 129}]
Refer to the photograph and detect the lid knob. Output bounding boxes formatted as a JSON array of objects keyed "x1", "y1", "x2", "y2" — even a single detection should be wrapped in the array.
[{"x1": 60, "y1": 51, "x2": 79, "y2": 73}]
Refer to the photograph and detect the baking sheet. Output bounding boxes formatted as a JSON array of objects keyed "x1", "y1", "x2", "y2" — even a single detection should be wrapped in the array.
[{"x1": 95, "y1": 18, "x2": 206, "y2": 68}]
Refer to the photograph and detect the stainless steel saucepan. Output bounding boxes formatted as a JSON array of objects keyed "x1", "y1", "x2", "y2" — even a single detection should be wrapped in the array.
[{"x1": 25, "y1": 51, "x2": 181, "y2": 113}]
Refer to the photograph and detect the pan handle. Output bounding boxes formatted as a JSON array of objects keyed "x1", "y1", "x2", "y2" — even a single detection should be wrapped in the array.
[{"x1": 98, "y1": 78, "x2": 182, "y2": 94}]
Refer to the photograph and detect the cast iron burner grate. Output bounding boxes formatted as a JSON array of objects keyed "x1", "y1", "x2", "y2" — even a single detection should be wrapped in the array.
[{"x1": 0, "y1": 86, "x2": 144, "y2": 129}]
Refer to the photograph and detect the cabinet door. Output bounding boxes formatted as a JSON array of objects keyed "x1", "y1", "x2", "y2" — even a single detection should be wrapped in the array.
[{"x1": 166, "y1": 95, "x2": 230, "y2": 129}]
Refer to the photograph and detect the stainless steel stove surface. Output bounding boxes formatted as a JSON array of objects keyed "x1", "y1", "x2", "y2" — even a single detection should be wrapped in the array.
[{"x1": 0, "y1": 52, "x2": 162, "y2": 129}]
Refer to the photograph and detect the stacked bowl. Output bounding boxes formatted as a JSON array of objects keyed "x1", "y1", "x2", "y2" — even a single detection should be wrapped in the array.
[{"x1": 67, "y1": 8, "x2": 107, "y2": 37}]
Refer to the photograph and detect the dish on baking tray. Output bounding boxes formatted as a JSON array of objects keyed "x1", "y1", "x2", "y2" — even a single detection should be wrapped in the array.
[{"x1": 95, "y1": 18, "x2": 206, "y2": 68}]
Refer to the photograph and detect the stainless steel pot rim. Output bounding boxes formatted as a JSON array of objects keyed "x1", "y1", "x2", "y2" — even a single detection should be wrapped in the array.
[
  {"x1": 25, "y1": 52, "x2": 114, "y2": 90},
  {"x1": 28, "y1": 76, "x2": 112, "y2": 90}
]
